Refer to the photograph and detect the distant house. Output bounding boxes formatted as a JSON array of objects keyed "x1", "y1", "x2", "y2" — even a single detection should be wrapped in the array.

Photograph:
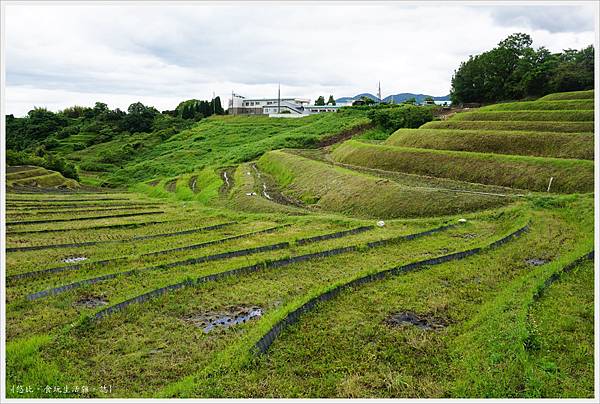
[{"x1": 228, "y1": 93, "x2": 342, "y2": 117}]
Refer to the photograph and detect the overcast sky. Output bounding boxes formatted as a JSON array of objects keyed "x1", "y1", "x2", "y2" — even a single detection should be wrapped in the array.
[{"x1": 3, "y1": 1, "x2": 597, "y2": 116}]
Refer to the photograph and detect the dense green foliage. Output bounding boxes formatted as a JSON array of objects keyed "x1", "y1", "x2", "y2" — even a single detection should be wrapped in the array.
[
  {"x1": 451, "y1": 33, "x2": 594, "y2": 104},
  {"x1": 168, "y1": 98, "x2": 225, "y2": 121},
  {"x1": 5, "y1": 98, "x2": 225, "y2": 182},
  {"x1": 367, "y1": 104, "x2": 433, "y2": 131},
  {"x1": 6, "y1": 150, "x2": 79, "y2": 180}
]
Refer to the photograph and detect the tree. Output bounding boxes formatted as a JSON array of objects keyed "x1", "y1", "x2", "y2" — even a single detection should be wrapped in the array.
[
  {"x1": 327, "y1": 95, "x2": 336, "y2": 105},
  {"x1": 403, "y1": 97, "x2": 417, "y2": 105},
  {"x1": 121, "y1": 102, "x2": 159, "y2": 133},
  {"x1": 450, "y1": 33, "x2": 594, "y2": 103},
  {"x1": 315, "y1": 96, "x2": 325, "y2": 106},
  {"x1": 361, "y1": 96, "x2": 375, "y2": 105}
]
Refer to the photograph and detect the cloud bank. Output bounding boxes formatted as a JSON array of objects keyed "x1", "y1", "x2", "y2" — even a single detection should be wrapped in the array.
[{"x1": 4, "y1": 2, "x2": 596, "y2": 116}]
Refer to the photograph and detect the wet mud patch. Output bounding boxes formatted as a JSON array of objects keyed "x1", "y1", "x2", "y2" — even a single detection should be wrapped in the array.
[
  {"x1": 183, "y1": 305, "x2": 263, "y2": 333},
  {"x1": 189, "y1": 175, "x2": 199, "y2": 193},
  {"x1": 62, "y1": 256, "x2": 88, "y2": 264},
  {"x1": 219, "y1": 167, "x2": 235, "y2": 195},
  {"x1": 250, "y1": 163, "x2": 305, "y2": 208},
  {"x1": 385, "y1": 311, "x2": 448, "y2": 331},
  {"x1": 525, "y1": 258, "x2": 549, "y2": 266},
  {"x1": 75, "y1": 295, "x2": 108, "y2": 308},
  {"x1": 451, "y1": 233, "x2": 478, "y2": 239},
  {"x1": 165, "y1": 179, "x2": 177, "y2": 192}
]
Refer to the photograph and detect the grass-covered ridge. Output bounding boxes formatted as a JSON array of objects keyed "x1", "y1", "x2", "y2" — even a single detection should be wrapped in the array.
[
  {"x1": 538, "y1": 90, "x2": 594, "y2": 101},
  {"x1": 385, "y1": 129, "x2": 593, "y2": 160},
  {"x1": 478, "y1": 99, "x2": 593, "y2": 111},
  {"x1": 421, "y1": 120, "x2": 594, "y2": 133},
  {"x1": 331, "y1": 140, "x2": 593, "y2": 193},
  {"x1": 450, "y1": 110, "x2": 594, "y2": 122},
  {"x1": 258, "y1": 150, "x2": 510, "y2": 218},
  {"x1": 7, "y1": 166, "x2": 80, "y2": 189}
]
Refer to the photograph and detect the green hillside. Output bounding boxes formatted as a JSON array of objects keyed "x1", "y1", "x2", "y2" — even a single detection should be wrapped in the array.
[
  {"x1": 7, "y1": 165, "x2": 80, "y2": 189},
  {"x1": 5, "y1": 89, "x2": 595, "y2": 399},
  {"x1": 67, "y1": 112, "x2": 369, "y2": 186}
]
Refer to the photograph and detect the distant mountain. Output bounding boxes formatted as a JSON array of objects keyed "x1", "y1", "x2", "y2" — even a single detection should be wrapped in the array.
[
  {"x1": 336, "y1": 93, "x2": 451, "y2": 104},
  {"x1": 383, "y1": 93, "x2": 451, "y2": 104}
]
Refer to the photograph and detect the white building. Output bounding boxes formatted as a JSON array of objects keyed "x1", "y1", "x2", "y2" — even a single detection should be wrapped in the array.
[
  {"x1": 229, "y1": 93, "x2": 310, "y2": 115},
  {"x1": 228, "y1": 93, "x2": 342, "y2": 117}
]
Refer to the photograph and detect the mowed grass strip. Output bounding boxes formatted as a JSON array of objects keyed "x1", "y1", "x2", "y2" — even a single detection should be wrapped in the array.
[
  {"x1": 449, "y1": 110, "x2": 594, "y2": 122},
  {"x1": 8, "y1": 172, "x2": 80, "y2": 189},
  {"x1": 253, "y1": 222, "x2": 529, "y2": 355},
  {"x1": 24, "y1": 225, "x2": 376, "y2": 300},
  {"x1": 7, "y1": 223, "x2": 284, "y2": 282},
  {"x1": 524, "y1": 258, "x2": 594, "y2": 397},
  {"x1": 16, "y1": 220, "x2": 502, "y2": 397},
  {"x1": 211, "y1": 207, "x2": 584, "y2": 398},
  {"x1": 6, "y1": 206, "x2": 167, "y2": 220},
  {"x1": 421, "y1": 120, "x2": 594, "y2": 133},
  {"x1": 538, "y1": 90, "x2": 594, "y2": 101},
  {"x1": 385, "y1": 129, "x2": 593, "y2": 160},
  {"x1": 152, "y1": 215, "x2": 520, "y2": 398},
  {"x1": 331, "y1": 140, "x2": 593, "y2": 193},
  {"x1": 6, "y1": 222, "x2": 236, "y2": 253},
  {"x1": 258, "y1": 150, "x2": 509, "y2": 219},
  {"x1": 6, "y1": 167, "x2": 50, "y2": 180},
  {"x1": 478, "y1": 99, "x2": 593, "y2": 111},
  {"x1": 6, "y1": 210, "x2": 165, "y2": 226},
  {"x1": 6, "y1": 219, "x2": 410, "y2": 339}
]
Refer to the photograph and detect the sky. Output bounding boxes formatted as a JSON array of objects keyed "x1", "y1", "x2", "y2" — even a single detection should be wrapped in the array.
[{"x1": 3, "y1": 1, "x2": 597, "y2": 116}]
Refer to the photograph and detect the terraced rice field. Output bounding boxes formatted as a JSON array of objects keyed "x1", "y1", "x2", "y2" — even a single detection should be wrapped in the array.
[{"x1": 5, "y1": 90, "x2": 595, "y2": 398}]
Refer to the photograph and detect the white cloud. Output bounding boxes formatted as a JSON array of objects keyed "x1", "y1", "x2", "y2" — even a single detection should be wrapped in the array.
[{"x1": 4, "y1": 2, "x2": 596, "y2": 116}]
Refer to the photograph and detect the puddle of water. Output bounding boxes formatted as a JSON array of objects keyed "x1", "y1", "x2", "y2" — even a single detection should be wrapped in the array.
[
  {"x1": 525, "y1": 258, "x2": 549, "y2": 266},
  {"x1": 62, "y1": 256, "x2": 88, "y2": 263},
  {"x1": 75, "y1": 296, "x2": 108, "y2": 308},
  {"x1": 185, "y1": 306, "x2": 263, "y2": 333},
  {"x1": 385, "y1": 311, "x2": 447, "y2": 331}
]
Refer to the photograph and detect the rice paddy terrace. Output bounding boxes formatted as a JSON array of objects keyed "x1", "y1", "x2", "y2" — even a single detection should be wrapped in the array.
[{"x1": 5, "y1": 90, "x2": 595, "y2": 398}]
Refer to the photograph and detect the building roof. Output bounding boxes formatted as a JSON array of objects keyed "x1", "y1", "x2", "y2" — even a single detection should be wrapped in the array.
[{"x1": 243, "y1": 97, "x2": 310, "y2": 102}]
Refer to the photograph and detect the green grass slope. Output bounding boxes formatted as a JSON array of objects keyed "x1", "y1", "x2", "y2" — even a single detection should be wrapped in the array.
[
  {"x1": 479, "y1": 100, "x2": 593, "y2": 111},
  {"x1": 7, "y1": 166, "x2": 80, "y2": 189},
  {"x1": 451, "y1": 110, "x2": 594, "y2": 122},
  {"x1": 68, "y1": 112, "x2": 369, "y2": 186},
  {"x1": 538, "y1": 90, "x2": 594, "y2": 101},
  {"x1": 258, "y1": 150, "x2": 510, "y2": 218},
  {"x1": 331, "y1": 140, "x2": 593, "y2": 193},
  {"x1": 421, "y1": 120, "x2": 594, "y2": 133},
  {"x1": 385, "y1": 129, "x2": 593, "y2": 160}
]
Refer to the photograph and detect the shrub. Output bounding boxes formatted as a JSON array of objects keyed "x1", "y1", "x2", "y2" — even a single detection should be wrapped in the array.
[{"x1": 367, "y1": 105, "x2": 433, "y2": 131}]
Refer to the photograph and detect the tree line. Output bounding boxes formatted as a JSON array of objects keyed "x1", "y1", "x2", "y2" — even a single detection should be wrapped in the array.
[
  {"x1": 5, "y1": 97, "x2": 224, "y2": 180},
  {"x1": 450, "y1": 33, "x2": 594, "y2": 104}
]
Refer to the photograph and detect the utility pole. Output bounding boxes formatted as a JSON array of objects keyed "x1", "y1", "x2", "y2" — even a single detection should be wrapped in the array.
[
  {"x1": 278, "y1": 83, "x2": 281, "y2": 113},
  {"x1": 378, "y1": 81, "x2": 382, "y2": 102}
]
